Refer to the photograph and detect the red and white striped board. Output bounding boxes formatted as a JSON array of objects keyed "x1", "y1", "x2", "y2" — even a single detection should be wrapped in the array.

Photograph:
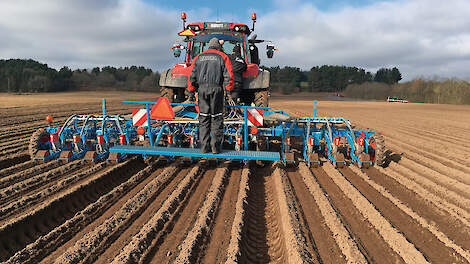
[
  {"x1": 247, "y1": 109, "x2": 263, "y2": 127},
  {"x1": 132, "y1": 109, "x2": 149, "y2": 127}
]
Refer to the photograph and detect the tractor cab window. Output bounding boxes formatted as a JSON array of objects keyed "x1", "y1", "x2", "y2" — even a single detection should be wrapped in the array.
[{"x1": 189, "y1": 33, "x2": 245, "y2": 62}]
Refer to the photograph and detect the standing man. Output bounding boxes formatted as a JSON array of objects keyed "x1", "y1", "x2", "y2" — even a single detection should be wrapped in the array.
[
  {"x1": 188, "y1": 37, "x2": 234, "y2": 154},
  {"x1": 229, "y1": 44, "x2": 247, "y2": 103}
]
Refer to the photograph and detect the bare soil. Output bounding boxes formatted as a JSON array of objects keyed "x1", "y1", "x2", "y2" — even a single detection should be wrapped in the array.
[{"x1": 1, "y1": 92, "x2": 469, "y2": 264}]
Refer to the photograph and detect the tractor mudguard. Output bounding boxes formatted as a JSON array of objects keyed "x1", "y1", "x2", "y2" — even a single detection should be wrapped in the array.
[
  {"x1": 159, "y1": 68, "x2": 188, "y2": 88},
  {"x1": 243, "y1": 69, "x2": 270, "y2": 89}
]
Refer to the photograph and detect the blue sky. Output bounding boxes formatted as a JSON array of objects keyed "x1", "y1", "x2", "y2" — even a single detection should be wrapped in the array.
[
  {"x1": 145, "y1": 0, "x2": 392, "y2": 14},
  {"x1": 143, "y1": 0, "x2": 395, "y2": 19},
  {"x1": 1, "y1": 0, "x2": 470, "y2": 80}
]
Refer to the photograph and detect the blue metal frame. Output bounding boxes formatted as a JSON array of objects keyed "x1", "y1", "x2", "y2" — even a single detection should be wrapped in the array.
[{"x1": 34, "y1": 98, "x2": 378, "y2": 168}]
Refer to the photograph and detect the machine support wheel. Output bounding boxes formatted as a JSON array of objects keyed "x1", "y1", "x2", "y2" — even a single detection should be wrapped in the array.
[
  {"x1": 369, "y1": 133, "x2": 386, "y2": 167},
  {"x1": 160, "y1": 86, "x2": 175, "y2": 103},
  {"x1": 253, "y1": 89, "x2": 269, "y2": 107},
  {"x1": 29, "y1": 128, "x2": 50, "y2": 158}
]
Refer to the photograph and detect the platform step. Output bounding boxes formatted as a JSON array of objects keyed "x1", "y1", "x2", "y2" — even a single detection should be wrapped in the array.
[{"x1": 109, "y1": 145, "x2": 280, "y2": 161}]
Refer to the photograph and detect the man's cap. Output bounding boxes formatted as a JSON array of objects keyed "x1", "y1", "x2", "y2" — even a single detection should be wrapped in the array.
[{"x1": 208, "y1": 37, "x2": 221, "y2": 50}]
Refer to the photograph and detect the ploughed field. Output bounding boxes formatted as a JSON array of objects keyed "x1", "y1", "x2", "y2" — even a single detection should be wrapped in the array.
[{"x1": 0, "y1": 92, "x2": 469, "y2": 263}]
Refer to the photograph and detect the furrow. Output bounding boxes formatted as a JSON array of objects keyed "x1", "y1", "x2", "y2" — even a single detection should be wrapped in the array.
[
  {"x1": 351, "y1": 166, "x2": 470, "y2": 262},
  {"x1": 0, "y1": 153, "x2": 29, "y2": 171},
  {"x1": 387, "y1": 135, "x2": 470, "y2": 168},
  {"x1": 377, "y1": 166, "x2": 470, "y2": 224},
  {"x1": 143, "y1": 165, "x2": 215, "y2": 263},
  {"x1": 0, "y1": 137, "x2": 29, "y2": 148},
  {"x1": 0, "y1": 160, "x2": 63, "y2": 189},
  {"x1": 388, "y1": 139, "x2": 470, "y2": 180},
  {"x1": 297, "y1": 163, "x2": 363, "y2": 263},
  {"x1": 0, "y1": 160, "x2": 83, "y2": 206},
  {"x1": 110, "y1": 163, "x2": 203, "y2": 263},
  {"x1": 311, "y1": 166, "x2": 402, "y2": 264},
  {"x1": 55, "y1": 163, "x2": 180, "y2": 264},
  {"x1": 1, "y1": 148, "x2": 29, "y2": 159},
  {"x1": 0, "y1": 162, "x2": 107, "y2": 222},
  {"x1": 202, "y1": 165, "x2": 242, "y2": 264},
  {"x1": 387, "y1": 162, "x2": 470, "y2": 212},
  {"x1": 93, "y1": 164, "x2": 183, "y2": 264},
  {"x1": 8, "y1": 160, "x2": 158, "y2": 264},
  {"x1": 174, "y1": 162, "x2": 231, "y2": 263},
  {"x1": 0, "y1": 142, "x2": 28, "y2": 153},
  {"x1": 399, "y1": 157, "x2": 470, "y2": 199},
  {"x1": 0, "y1": 160, "x2": 37, "y2": 179},
  {"x1": 339, "y1": 166, "x2": 468, "y2": 263},
  {"x1": 322, "y1": 163, "x2": 428, "y2": 264},
  {"x1": 0, "y1": 158, "x2": 144, "y2": 262}
]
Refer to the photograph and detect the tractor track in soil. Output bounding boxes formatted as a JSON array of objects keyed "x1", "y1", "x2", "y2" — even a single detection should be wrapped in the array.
[{"x1": 238, "y1": 163, "x2": 287, "y2": 264}]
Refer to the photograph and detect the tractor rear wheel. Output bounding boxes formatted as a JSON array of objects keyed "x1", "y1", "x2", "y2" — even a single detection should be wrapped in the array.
[
  {"x1": 160, "y1": 86, "x2": 174, "y2": 103},
  {"x1": 29, "y1": 128, "x2": 50, "y2": 158},
  {"x1": 253, "y1": 89, "x2": 269, "y2": 107},
  {"x1": 369, "y1": 133, "x2": 386, "y2": 167}
]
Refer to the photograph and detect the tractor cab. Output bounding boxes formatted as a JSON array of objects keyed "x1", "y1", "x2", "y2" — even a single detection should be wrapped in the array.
[
  {"x1": 188, "y1": 33, "x2": 246, "y2": 62},
  {"x1": 160, "y1": 13, "x2": 275, "y2": 107}
]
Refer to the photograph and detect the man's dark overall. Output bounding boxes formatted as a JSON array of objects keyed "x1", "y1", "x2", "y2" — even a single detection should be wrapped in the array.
[
  {"x1": 188, "y1": 41, "x2": 233, "y2": 153},
  {"x1": 229, "y1": 45, "x2": 247, "y2": 102}
]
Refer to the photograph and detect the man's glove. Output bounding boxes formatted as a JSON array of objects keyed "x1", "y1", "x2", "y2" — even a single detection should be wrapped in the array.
[{"x1": 230, "y1": 91, "x2": 240, "y2": 104}]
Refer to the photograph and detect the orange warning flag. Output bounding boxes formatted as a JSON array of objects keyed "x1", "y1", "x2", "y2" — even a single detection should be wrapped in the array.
[
  {"x1": 151, "y1": 97, "x2": 175, "y2": 120},
  {"x1": 178, "y1": 29, "x2": 196, "y2": 36}
]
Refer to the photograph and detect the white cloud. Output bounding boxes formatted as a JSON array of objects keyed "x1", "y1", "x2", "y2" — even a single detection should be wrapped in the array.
[
  {"x1": 0, "y1": 0, "x2": 181, "y2": 70},
  {"x1": 257, "y1": 0, "x2": 470, "y2": 80},
  {"x1": 0, "y1": 0, "x2": 469, "y2": 80}
]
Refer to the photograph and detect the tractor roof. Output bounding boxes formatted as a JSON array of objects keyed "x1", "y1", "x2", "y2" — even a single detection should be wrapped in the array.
[{"x1": 186, "y1": 22, "x2": 251, "y2": 35}]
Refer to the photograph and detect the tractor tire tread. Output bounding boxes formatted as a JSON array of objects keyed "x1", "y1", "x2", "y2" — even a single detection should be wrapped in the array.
[{"x1": 29, "y1": 128, "x2": 50, "y2": 158}]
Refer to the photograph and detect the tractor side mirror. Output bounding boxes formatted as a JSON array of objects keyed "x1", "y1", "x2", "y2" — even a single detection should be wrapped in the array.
[
  {"x1": 266, "y1": 45, "x2": 275, "y2": 58},
  {"x1": 171, "y1": 44, "x2": 183, "y2": 58}
]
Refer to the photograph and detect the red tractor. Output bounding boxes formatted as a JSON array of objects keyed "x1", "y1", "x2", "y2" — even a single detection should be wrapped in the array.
[{"x1": 159, "y1": 12, "x2": 275, "y2": 107}]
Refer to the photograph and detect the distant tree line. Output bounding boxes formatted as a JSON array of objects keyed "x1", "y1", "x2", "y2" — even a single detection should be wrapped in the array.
[
  {"x1": 0, "y1": 59, "x2": 160, "y2": 93},
  {"x1": 262, "y1": 65, "x2": 402, "y2": 94},
  {"x1": 344, "y1": 79, "x2": 470, "y2": 105},
  {"x1": 1, "y1": 59, "x2": 403, "y2": 94}
]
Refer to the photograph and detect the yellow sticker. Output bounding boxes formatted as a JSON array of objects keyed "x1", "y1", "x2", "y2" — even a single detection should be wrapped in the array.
[{"x1": 178, "y1": 29, "x2": 196, "y2": 36}]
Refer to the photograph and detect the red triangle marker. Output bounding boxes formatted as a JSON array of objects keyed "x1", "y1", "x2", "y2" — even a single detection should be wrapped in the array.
[{"x1": 151, "y1": 97, "x2": 175, "y2": 120}]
